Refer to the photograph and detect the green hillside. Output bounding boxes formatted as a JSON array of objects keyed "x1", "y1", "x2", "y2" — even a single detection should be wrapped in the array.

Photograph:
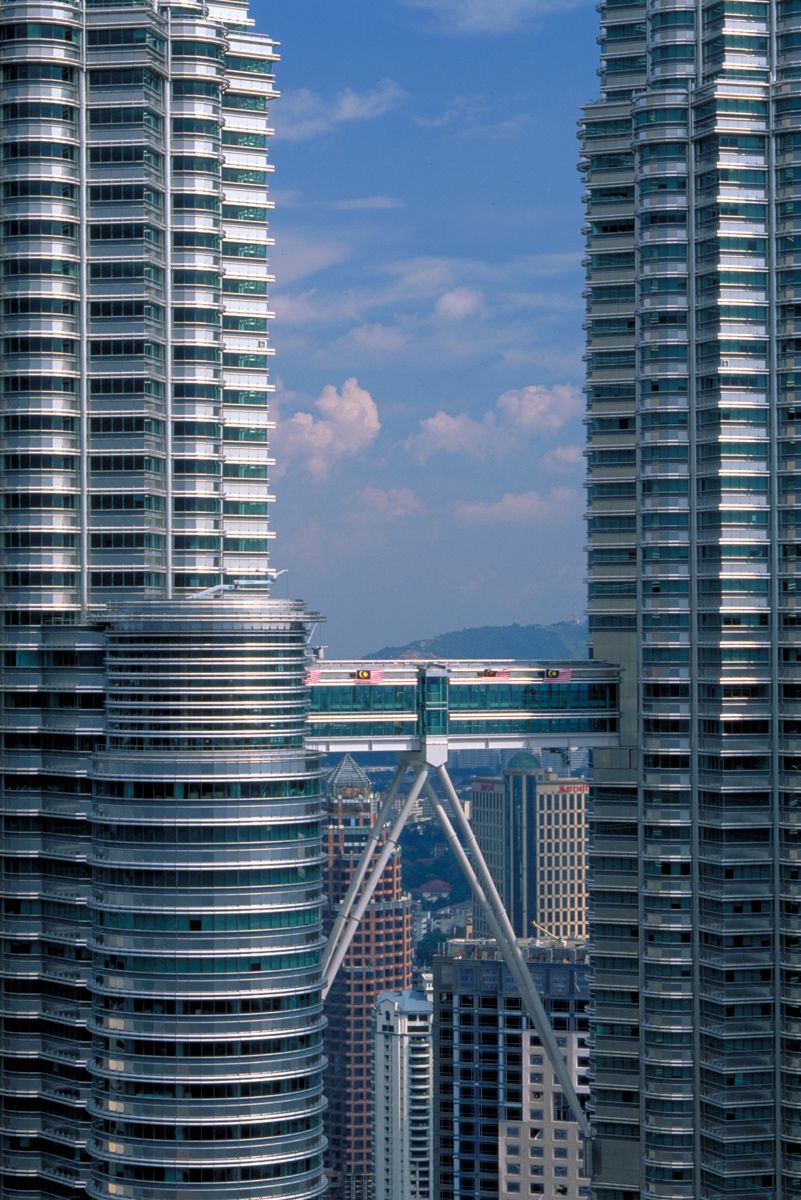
[{"x1": 367, "y1": 620, "x2": 588, "y2": 661}]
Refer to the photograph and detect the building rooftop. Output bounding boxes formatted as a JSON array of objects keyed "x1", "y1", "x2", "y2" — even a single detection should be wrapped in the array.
[
  {"x1": 326, "y1": 753, "x2": 372, "y2": 797},
  {"x1": 376, "y1": 989, "x2": 433, "y2": 1016}
]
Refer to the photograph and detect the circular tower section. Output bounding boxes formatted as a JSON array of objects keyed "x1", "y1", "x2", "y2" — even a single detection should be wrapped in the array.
[{"x1": 86, "y1": 596, "x2": 327, "y2": 1200}]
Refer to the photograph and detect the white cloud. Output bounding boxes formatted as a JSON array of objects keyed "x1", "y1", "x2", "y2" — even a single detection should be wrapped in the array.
[
  {"x1": 337, "y1": 323, "x2": 409, "y2": 356},
  {"x1": 355, "y1": 487, "x2": 425, "y2": 518},
  {"x1": 416, "y1": 96, "x2": 487, "y2": 129},
  {"x1": 386, "y1": 257, "x2": 462, "y2": 297},
  {"x1": 496, "y1": 384, "x2": 582, "y2": 433},
  {"x1": 457, "y1": 486, "x2": 579, "y2": 522},
  {"x1": 277, "y1": 378, "x2": 381, "y2": 479},
  {"x1": 404, "y1": 383, "x2": 581, "y2": 463},
  {"x1": 406, "y1": 411, "x2": 494, "y2": 462},
  {"x1": 274, "y1": 79, "x2": 406, "y2": 141},
  {"x1": 435, "y1": 287, "x2": 485, "y2": 321},
  {"x1": 273, "y1": 232, "x2": 349, "y2": 286},
  {"x1": 416, "y1": 96, "x2": 528, "y2": 138},
  {"x1": 403, "y1": 0, "x2": 587, "y2": 33},
  {"x1": 540, "y1": 444, "x2": 583, "y2": 471},
  {"x1": 329, "y1": 196, "x2": 404, "y2": 211}
]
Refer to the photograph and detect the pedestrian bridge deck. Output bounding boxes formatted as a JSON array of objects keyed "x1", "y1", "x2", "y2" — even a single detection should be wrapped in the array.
[{"x1": 306, "y1": 658, "x2": 619, "y2": 753}]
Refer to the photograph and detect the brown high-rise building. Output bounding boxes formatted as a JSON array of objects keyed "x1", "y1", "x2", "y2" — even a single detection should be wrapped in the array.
[{"x1": 324, "y1": 757, "x2": 413, "y2": 1200}]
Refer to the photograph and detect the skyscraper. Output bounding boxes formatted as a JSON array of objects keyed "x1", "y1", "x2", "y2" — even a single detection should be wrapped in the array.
[
  {"x1": 433, "y1": 939, "x2": 589, "y2": 1200},
  {"x1": 581, "y1": 5, "x2": 795, "y2": 1197},
  {"x1": 470, "y1": 756, "x2": 589, "y2": 941},
  {"x1": 0, "y1": 4, "x2": 333, "y2": 1197},
  {"x1": 323, "y1": 756, "x2": 413, "y2": 1200},
  {"x1": 373, "y1": 988, "x2": 433, "y2": 1200}
]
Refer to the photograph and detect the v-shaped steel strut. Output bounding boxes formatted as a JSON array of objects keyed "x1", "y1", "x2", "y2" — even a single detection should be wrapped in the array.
[{"x1": 321, "y1": 739, "x2": 591, "y2": 1139}]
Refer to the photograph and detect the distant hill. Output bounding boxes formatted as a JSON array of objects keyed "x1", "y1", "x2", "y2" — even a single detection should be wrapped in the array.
[{"x1": 366, "y1": 621, "x2": 588, "y2": 662}]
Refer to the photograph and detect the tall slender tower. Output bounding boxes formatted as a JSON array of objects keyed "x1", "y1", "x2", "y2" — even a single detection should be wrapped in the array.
[
  {"x1": 581, "y1": 3, "x2": 795, "y2": 1198},
  {"x1": 0, "y1": 4, "x2": 329, "y2": 1198},
  {"x1": 373, "y1": 989, "x2": 433, "y2": 1200}
]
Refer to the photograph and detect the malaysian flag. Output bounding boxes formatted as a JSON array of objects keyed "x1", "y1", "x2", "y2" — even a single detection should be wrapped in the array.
[
  {"x1": 353, "y1": 668, "x2": 384, "y2": 683},
  {"x1": 544, "y1": 668, "x2": 573, "y2": 683},
  {"x1": 305, "y1": 669, "x2": 322, "y2": 685},
  {"x1": 478, "y1": 667, "x2": 511, "y2": 680}
]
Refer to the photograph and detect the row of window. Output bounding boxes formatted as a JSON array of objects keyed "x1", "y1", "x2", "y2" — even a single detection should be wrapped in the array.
[
  {"x1": 97, "y1": 907, "x2": 318, "y2": 933},
  {"x1": 1, "y1": 493, "x2": 270, "y2": 516}
]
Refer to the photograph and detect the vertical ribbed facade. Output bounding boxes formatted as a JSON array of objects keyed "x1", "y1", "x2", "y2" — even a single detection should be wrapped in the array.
[
  {"x1": 88, "y1": 599, "x2": 327, "y2": 1200},
  {"x1": 0, "y1": 3, "x2": 307, "y2": 1197},
  {"x1": 373, "y1": 990, "x2": 433, "y2": 1200},
  {"x1": 581, "y1": 1, "x2": 801, "y2": 1197}
]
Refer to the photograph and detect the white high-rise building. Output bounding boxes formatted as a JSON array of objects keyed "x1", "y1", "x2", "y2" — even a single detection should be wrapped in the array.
[
  {"x1": 374, "y1": 990, "x2": 433, "y2": 1200},
  {"x1": 580, "y1": 0, "x2": 801, "y2": 1196},
  {"x1": 0, "y1": 5, "x2": 330, "y2": 1199}
]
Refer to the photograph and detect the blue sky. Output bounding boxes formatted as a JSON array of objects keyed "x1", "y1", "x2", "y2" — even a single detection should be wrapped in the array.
[{"x1": 252, "y1": 0, "x2": 600, "y2": 654}]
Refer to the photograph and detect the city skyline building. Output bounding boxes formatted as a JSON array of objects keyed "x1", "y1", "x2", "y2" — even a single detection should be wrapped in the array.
[
  {"x1": 0, "y1": 3, "x2": 335, "y2": 1198},
  {"x1": 373, "y1": 988, "x2": 433, "y2": 1200},
  {"x1": 580, "y1": 2, "x2": 799, "y2": 1196},
  {"x1": 323, "y1": 756, "x2": 413, "y2": 1200},
  {"x1": 433, "y1": 939, "x2": 590, "y2": 1200},
  {"x1": 471, "y1": 757, "x2": 589, "y2": 941}
]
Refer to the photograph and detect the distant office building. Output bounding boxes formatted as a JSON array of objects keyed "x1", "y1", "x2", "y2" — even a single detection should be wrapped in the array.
[
  {"x1": 374, "y1": 989, "x2": 433, "y2": 1200},
  {"x1": 471, "y1": 755, "x2": 589, "y2": 941},
  {"x1": 433, "y1": 939, "x2": 590, "y2": 1200},
  {"x1": 324, "y1": 756, "x2": 413, "y2": 1200}
]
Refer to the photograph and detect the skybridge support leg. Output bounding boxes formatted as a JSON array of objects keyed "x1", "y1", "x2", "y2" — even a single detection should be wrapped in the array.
[
  {"x1": 427, "y1": 766, "x2": 591, "y2": 1140},
  {"x1": 322, "y1": 759, "x2": 430, "y2": 1000},
  {"x1": 321, "y1": 758, "x2": 409, "y2": 980}
]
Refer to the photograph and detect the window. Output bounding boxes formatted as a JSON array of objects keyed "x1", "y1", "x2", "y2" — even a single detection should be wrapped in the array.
[
  {"x1": 3, "y1": 63, "x2": 74, "y2": 83},
  {"x1": 173, "y1": 193, "x2": 219, "y2": 212},
  {"x1": 172, "y1": 79, "x2": 220, "y2": 100},
  {"x1": 223, "y1": 205, "x2": 268, "y2": 222},
  {"x1": 4, "y1": 219, "x2": 75, "y2": 239},
  {"x1": 87, "y1": 27, "x2": 163, "y2": 52},
  {"x1": 4, "y1": 101, "x2": 75, "y2": 123},
  {"x1": 172, "y1": 38, "x2": 224, "y2": 60},
  {"x1": 90, "y1": 107, "x2": 162, "y2": 132},
  {"x1": 173, "y1": 117, "x2": 219, "y2": 136},
  {"x1": 173, "y1": 155, "x2": 219, "y2": 176},
  {"x1": 0, "y1": 22, "x2": 77, "y2": 42},
  {"x1": 173, "y1": 231, "x2": 219, "y2": 250},
  {"x1": 5, "y1": 259, "x2": 77, "y2": 278},
  {"x1": 224, "y1": 93, "x2": 267, "y2": 112},
  {"x1": 5, "y1": 180, "x2": 75, "y2": 201},
  {"x1": 222, "y1": 167, "x2": 268, "y2": 185},
  {"x1": 90, "y1": 144, "x2": 163, "y2": 169},
  {"x1": 225, "y1": 55, "x2": 276, "y2": 76},
  {"x1": 90, "y1": 67, "x2": 162, "y2": 91},
  {"x1": 4, "y1": 141, "x2": 74, "y2": 161},
  {"x1": 90, "y1": 223, "x2": 162, "y2": 245},
  {"x1": 222, "y1": 130, "x2": 267, "y2": 149}
]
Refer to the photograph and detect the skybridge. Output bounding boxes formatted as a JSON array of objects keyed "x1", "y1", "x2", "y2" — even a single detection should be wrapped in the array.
[
  {"x1": 313, "y1": 655, "x2": 620, "y2": 1140},
  {"x1": 306, "y1": 657, "x2": 619, "y2": 753}
]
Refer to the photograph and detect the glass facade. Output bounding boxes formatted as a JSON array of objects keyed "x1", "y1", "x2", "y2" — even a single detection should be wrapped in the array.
[
  {"x1": 0, "y1": 2, "x2": 312, "y2": 1198},
  {"x1": 88, "y1": 599, "x2": 327, "y2": 1200},
  {"x1": 433, "y1": 942, "x2": 590, "y2": 1200},
  {"x1": 581, "y1": 4, "x2": 801, "y2": 1198}
]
